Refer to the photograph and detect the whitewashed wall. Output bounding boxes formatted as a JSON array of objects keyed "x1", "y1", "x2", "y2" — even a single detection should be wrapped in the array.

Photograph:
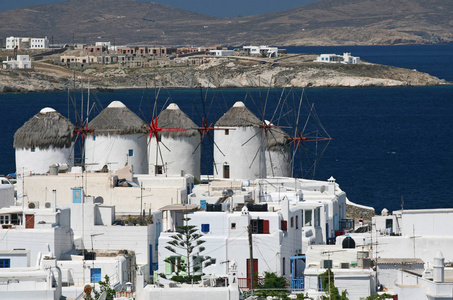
[
  {"x1": 16, "y1": 145, "x2": 74, "y2": 201},
  {"x1": 85, "y1": 134, "x2": 148, "y2": 174},
  {"x1": 148, "y1": 135, "x2": 201, "y2": 180},
  {"x1": 214, "y1": 127, "x2": 265, "y2": 180}
]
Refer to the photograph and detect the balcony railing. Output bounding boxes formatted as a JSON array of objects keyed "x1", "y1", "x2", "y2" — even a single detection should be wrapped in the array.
[
  {"x1": 292, "y1": 277, "x2": 304, "y2": 291},
  {"x1": 238, "y1": 277, "x2": 264, "y2": 290}
]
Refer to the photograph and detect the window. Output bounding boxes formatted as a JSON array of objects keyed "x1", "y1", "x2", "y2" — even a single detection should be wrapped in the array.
[
  {"x1": 0, "y1": 259, "x2": 10, "y2": 268},
  {"x1": 304, "y1": 210, "x2": 312, "y2": 226},
  {"x1": 315, "y1": 208, "x2": 321, "y2": 227},
  {"x1": 201, "y1": 224, "x2": 210, "y2": 233},
  {"x1": 223, "y1": 165, "x2": 230, "y2": 179},
  {"x1": 0, "y1": 215, "x2": 10, "y2": 224},
  {"x1": 225, "y1": 129, "x2": 229, "y2": 135},
  {"x1": 31, "y1": 147, "x2": 36, "y2": 152},
  {"x1": 231, "y1": 223, "x2": 236, "y2": 229},
  {"x1": 296, "y1": 215, "x2": 299, "y2": 229},
  {"x1": 291, "y1": 217, "x2": 294, "y2": 228},
  {"x1": 128, "y1": 149, "x2": 134, "y2": 157},
  {"x1": 90, "y1": 268, "x2": 101, "y2": 282},
  {"x1": 165, "y1": 256, "x2": 185, "y2": 275},
  {"x1": 251, "y1": 219, "x2": 269, "y2": 234},
  {"x1": 386, "y1": 219, "x2": 393, "y2": 229},
  {"x1": 281, "y1": 220, "x2": 287, "y2": 231},
  {"x1": 155, "y1": 165, "x2": 163, "y2": 174},
  {"x1": 282, "y1": 257, "x2": 285, "y2": 275}
]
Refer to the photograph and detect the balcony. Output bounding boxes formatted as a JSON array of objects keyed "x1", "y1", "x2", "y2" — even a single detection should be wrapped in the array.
[
  {"x1": 238, "y1": 277, "x2": 264, "y2": 290},
  {"x1": 292, "y1": 277, "x2": 304, "y2": 291}
]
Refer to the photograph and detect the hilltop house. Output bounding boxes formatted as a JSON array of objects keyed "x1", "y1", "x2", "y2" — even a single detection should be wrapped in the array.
[
  {"x1": 314, "y1": 53, "x2": 360, "y2": 64},
  {"x1": 2, "y1": 55, "x2": 32, "y2": 69},
  {"x1": 6, "y1": 36, "x2": 49, "y2": 49}
]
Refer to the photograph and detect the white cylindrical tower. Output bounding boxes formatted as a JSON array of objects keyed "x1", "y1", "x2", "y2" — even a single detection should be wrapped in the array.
[
  {"x1": 265, "y1": 124, "x2": 291, "y2": 177},
  {"x1": 14, "y1": 107, "x2": 75, "y2": 200},
  {"x1": 214, "y1": 101, "x2": 265, "y2": 180},
  {"x1": 433, "y1": 250, "x2": 444, "y2": 283},
  {"x1": 148, "y1": 103, "x2": 201, "y2": 179},
  {"x1": 85, "y1": 101, "x2": 148, "y2": 173}
]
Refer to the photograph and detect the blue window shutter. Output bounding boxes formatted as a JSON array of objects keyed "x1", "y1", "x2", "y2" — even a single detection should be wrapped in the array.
[{"x1": 201, "y1": 224, "x2": 210, "y2": 233}]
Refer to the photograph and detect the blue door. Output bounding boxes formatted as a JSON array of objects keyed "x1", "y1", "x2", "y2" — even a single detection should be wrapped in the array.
[{"x1": 73, "y1": 188, "x2": 82, "y2": 203}]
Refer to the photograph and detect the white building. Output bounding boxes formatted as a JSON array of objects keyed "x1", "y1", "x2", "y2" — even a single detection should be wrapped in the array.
[
  {"x1": 256, "y1": 176, "x2": 348, "y2": 250},
  {"x1": 336, "y1": 208, "x2": 453, "y2": 295},
  {"x1": 2, "y1": 55, "x2": 32, "y2": 69},
  {"x1": 14, "y1": 107, "x2": 75, "y2": 202},
  {"x1": 243, "y1": 45, "x2": 279, "y2": 58},
  {"x1": 0, "y1": 264, "x2": 62, "y2": 300},
  {"x1": 0, "y1": 177, "x2": 14, "y2": 209},
  {"x1": 394, "y1": 251, "x2": 453, "y2": 299},
  {"x1": 23, "y1": 168, "x2": 194, "y2": 215},
  {"x1": 6, "y1": 36, "x2": 49, "y2": 49},
  {"x1": 209, "y1": 50, "x2": 234, "y2": 56},
  {"x1": 158, "y1": 198, "x2": 302, "y2": 289},
  {"x1": 85, "y1": 101, "x2": 148, "y2": 174},
  {"x1": 214, "y1": 101, "x2": 265, "y2": 180},
  {"x1": 314, "y1": 53, "x2": 360, "y2": 64},
  {"x1": 139, "y1": 262, "x2": 241, "y2": 300},
  {"x1": 0, "y1": 206, "x2": 73, "y2": 265},
  {"x1": 302, "y1": 243, "x2": 376, "y2": 300},
  {"x1": 148, "y1": 103, "x2": 201, "y2": 180},
  {"x1": 60, "y1": 201, "x2": 163, "y2": 283}
]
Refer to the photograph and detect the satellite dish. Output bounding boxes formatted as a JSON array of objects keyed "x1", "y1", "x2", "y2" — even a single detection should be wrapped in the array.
[
  {"x1": 28, "y1": 202, "x2": 35, "y2": 209},
  {"x1": 94, "y1": 196, "x2": 104, "y2": 204},
  {"x1": 320, "y1": 185, "x2": 326, "y2": 193}
]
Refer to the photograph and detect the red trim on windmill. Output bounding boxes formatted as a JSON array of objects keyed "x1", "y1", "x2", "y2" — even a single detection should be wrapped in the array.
[
  {"x1": 74, "y1": 122, "x2": 94, "y2": 140},
  {"x1": 289, "y1": 129, "x2": 332, "y2": 144},
  {"x1": 148, "y1": 116, "x2": 187, "y2": 142}
]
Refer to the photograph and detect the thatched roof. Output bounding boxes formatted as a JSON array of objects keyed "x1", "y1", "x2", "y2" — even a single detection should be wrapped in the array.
[
  {"x1": 88, "y1": 101, "x2": 148, "y2": 136},
  {"x1": 215, "y1": 101, "x2": 261, "y2": 127},
  {"x1": 14, "y1": 107, "x2": 75, "y2": 150},
  {"x1": 158, "y1": 103, "x2": 199, "y2": 138},
  {"x1": 265, "y1": 125, "x2": 291, "y2": 150}
]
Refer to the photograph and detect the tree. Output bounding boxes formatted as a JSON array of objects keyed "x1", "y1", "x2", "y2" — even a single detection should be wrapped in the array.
[
  {"x1": 164, "y1": 214, "x2": 212, "y2": 281},
  {"x1": 92, "y1": 275, "x2": 116, "y2": 300},
  {"x1": 255, "y1": 272, "x2": 290, "y2": 299},
  {"x1": 319, "y1": 269, "x2": 348, "y2": 300}
]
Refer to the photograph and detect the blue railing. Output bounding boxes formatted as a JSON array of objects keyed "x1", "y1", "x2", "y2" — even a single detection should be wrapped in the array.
[{"x1": 292, "y1": 277, "x2": 304, "y2": 291}]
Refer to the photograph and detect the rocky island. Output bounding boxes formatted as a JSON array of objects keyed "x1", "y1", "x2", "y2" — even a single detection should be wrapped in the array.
[{"x1": 0, "y1": 52, "x2": 447, "y2": 93}]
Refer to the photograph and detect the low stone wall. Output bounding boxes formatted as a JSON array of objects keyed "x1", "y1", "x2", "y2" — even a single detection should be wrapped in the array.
[{"x1": 347, "y1": 201, "x2": 375, "y2": 226}]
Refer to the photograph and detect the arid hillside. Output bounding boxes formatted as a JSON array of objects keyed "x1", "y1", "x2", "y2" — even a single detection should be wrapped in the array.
[{"x1": 0, "y1": 0, "x2": 451, "y2": 46}]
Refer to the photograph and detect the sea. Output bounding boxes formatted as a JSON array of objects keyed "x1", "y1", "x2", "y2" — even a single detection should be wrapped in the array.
[{"x1": 1, "y1": 44, "x2": 452, "y2": 214}]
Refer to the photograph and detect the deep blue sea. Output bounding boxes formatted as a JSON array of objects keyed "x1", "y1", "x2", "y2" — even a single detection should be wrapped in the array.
[{"x1": 1, "y1": 44, "x2": 452, "y2": 213}]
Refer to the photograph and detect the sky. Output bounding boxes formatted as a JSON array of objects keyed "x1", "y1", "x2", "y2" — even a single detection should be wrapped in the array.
[{"x1": 0, "y1": 0, "x2": 315, "y2": 17}]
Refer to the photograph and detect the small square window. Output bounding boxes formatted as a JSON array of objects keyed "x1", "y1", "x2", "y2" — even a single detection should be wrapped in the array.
[
  {"x1": 0, "y1": 259, "x2": 10, "y2": 268},
  {"x1": 31, "y1": 147, "x2": 36, "y2": 152},
  {"x1": 231, "y1": 223, "x2": 236, "y2": 229},
  {"x1": 225, "y1": 129, "x2": 229, "y2": 135},
  {"x1": 201, "y1": 224, "x2": 210, "y2": 233},
  {"x1": 128, "y1": 149, "x2": 134, "y2": 157},
  {"x1": 155, "y1": 165, "x2": 163, "y2": 174}
]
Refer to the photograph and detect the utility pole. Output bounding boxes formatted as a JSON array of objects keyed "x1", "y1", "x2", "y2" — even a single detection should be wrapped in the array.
[{"x1": 248, "y1": 224, "x2": 254, "y2": 295}]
